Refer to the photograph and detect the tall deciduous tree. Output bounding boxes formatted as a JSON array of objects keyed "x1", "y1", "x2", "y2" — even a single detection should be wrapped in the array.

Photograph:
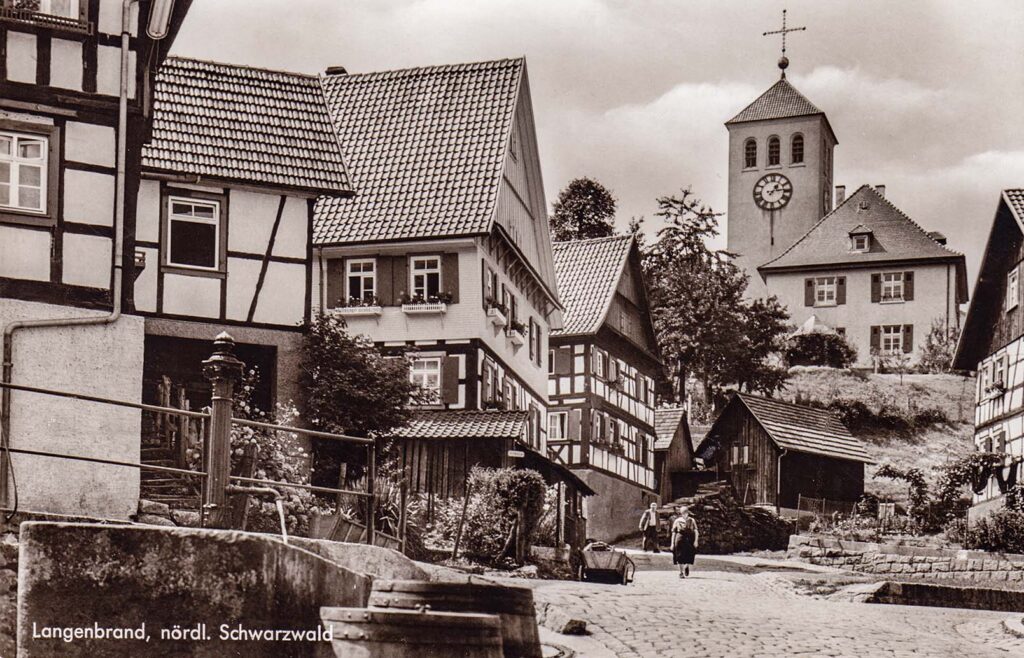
[
  {"x1": 550, "y1": 177, "x2": 617, "y2": 241},
  {"x1": 642, "y1": 188, "x2": 789, "y2": 408}
]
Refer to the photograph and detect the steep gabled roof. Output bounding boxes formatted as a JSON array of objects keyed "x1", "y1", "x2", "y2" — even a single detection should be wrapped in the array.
[
  {"x1": 954, "y1": 190, "x2": 1024, "y2": 369},
  {"x1": 313, "y1": 59, "x2": 523, "y2": 246},
  {"x1": 143, "y1": 57, "x2": 351, "y2": 195},
  {"x1": 551, "y1": 235, "x2": 633, "y2": 336},
  {"x1": 391, "y1": 410, "x2": 527, "y2": 441},
  {"x1": 726, "y1": 78, "x2": 823, "y2": 125},
  {"x1": 654, "y1": 406, "x2": 686, "y2": 451},
  {"x1": 760, "y1": 186, "x2": 967, "y2": 299},
  {"x1": 726, "y1": 393, "x2": 873, "y2": 464}
]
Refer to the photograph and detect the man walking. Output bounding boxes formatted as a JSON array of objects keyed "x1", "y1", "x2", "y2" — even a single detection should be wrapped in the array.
[{"x1": 639, "y1": 502, "x2": 661, "y2": 553}]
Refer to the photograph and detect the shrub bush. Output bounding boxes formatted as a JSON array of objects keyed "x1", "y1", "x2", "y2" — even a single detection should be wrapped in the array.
[
  {"x1": 785, "y1": 332, "x2": 857, "y2": 368},
  {"x1": 963, "y1": 508, "x2": 1024, "y2": 553}
]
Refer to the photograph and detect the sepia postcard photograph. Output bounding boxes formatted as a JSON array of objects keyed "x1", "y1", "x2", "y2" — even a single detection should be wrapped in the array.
[{"x1": 1, "y1": 0, "x2": 1023, "y2": 656}]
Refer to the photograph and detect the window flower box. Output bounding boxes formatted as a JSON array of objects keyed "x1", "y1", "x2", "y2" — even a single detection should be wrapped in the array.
[
  {"x1": 507, "y1": 320, "x2": 527, "y2": 347},
  {"x1": 486, "y1": 300, "x2": 508, "y2": 328},
  {"x1": 331, "y1": 296, "x2": 383, "y2": 317},
  {"x1": 985, "y1": 382, "x2": 1007, "y2": 399},
  {"x1": 401, "y1": 292, "x2": 451, "y2": 315}
]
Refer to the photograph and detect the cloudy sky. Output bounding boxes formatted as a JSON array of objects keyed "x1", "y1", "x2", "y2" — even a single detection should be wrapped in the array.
[{"x1": 172, "y1": 0, "x2": 1024, "y2": 286}]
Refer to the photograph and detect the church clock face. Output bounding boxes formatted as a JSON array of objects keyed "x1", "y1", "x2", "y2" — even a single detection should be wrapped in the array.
[{"x1": 753, "y1": 173, "x2": 793, "y2": 211}]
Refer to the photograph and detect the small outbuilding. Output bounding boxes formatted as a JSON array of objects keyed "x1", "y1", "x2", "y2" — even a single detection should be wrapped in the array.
[
  {"x1": 697, "y1": 393, "x2": 872, "y2": 511},
  {"x1": 652, "y1": 407, "x2": 696, "y2": 501}
]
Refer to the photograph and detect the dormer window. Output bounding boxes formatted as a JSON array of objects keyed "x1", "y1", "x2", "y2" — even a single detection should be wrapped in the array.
[
  {"x1": 853, "y1": 235, "x2": 869, "y2": 251},
  {"x1": 849, "y1": 226, "x2": 872, "y2": 252},
  {"x1": 767, "y1": 137, "x2": 781, "y2": 166},
  {"x1": 744, "y1": 139, "x2": 757, "y2": 168},
  {"x1": 791, "y1": 134, "x2": 804, "y2": 164}
]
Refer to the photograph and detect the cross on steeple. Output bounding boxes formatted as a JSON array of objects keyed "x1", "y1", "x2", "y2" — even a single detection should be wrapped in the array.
[{"x1": 763, "y1": 9, "x2": 806, "y2": 79}]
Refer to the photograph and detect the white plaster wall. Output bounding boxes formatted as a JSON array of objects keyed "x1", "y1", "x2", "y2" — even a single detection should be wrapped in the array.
[
  {"x1": 766, "y1": 262, "x2": 959, "y2": 367},
  {"x1": 228, "y1": 190, "x2": 278, "y2": 255},
  {"x1": 62, "y1": 233, "x2": 112, "y2": 289},
  {"x1": 274, "y1": 197, "x2": 309, "y2": 259},
  {"x1": 96, "y1": 45, "x2": 136, "y2": 99},
  {"x1": 162, "y1": 274, "x2": 220, "y2": 318},
  {"x1": 49, "y1": 39, "x2": 84, "y2": 92},
  {"x1": 224, "y1": 257, "x2": 262, "y2": 322},
  {"x1": 5, "y1": 32, "x2": 36, "y2": 84},
  {"x1": 0, "y1": 226, "x2": 49, "y2": 281},
  {"x1": 134, "y1": 246, "x2": 158, "y2": 312},
  {"x1": 135, "y1": 179, "x2": 161, "y2": 243},
  {"x1": 1, "y1": 299, "x2": 143, "y2": 519},
  {"x1": 64, "y1": 169, "x2": 116, "y2": 227},
  {"x1": 252, "y1": 261, "x2": 306, "y2": 326},
  {"x1": 65, "y1": 122, "x2": 116, "y2": 169},
  {"x1": 97, "y1": 0, "x2": 138, "y2": 37}
]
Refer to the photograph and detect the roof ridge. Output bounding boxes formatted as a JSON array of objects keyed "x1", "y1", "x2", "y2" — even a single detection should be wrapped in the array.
[
  {"x1": 552, "y1": 234, "x2": 633, "y2": 250},
  {"x1": 869, "y1": 187, "x2": 964, "y2": 257},
  {"x1": 326, "y1": 56, "x2": 525, "y2": 81},
  {"x1": 759, "y1": 184, "x2": 868, "y2": 269},
  {"x1": 165, "y1": 55, "x2": 319, "y2": 81}
]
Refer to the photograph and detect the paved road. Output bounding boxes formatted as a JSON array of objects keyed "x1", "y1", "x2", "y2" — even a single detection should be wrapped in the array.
[{"x1": 520, "y1": 556, "x2": 1024, "y2": 657}]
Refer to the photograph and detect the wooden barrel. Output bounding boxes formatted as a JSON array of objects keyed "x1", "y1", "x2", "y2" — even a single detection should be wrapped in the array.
[
  {"x1": 319, "y1": 607, "x2": 503, "y2": 658},
  {"x1": 368, "y1": 579, "x2": 542, "y2": 658}
]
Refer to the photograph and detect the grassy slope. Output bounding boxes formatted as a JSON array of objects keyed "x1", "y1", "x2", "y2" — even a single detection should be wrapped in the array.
[{"x1": 777, "y1": 368, "x2": 977, "y2": 505}]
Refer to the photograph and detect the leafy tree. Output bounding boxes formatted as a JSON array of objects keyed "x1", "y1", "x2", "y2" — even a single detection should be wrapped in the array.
[
  {"x1": 919, "y1": 318, "x2": 961, "y2": 373},
  {"x1": 642, "y1": 188, "x2": 789, "y2": 403},
  {"x1": 301, "y1": 313, "x2": 421, "y2": 486},
  {"x1": 550, "y1": 177, "x2": 617, "y2": 241},
  {"x1": 786, "y1": 332, "x2": 857, "y2": 368}
]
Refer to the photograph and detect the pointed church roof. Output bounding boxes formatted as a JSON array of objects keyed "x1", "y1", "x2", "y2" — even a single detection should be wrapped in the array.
[
  {"x1": 759, "y1": 185, "x2": 967, "y2": 291},
  {"x1": 727, "y1": 78, "x2": 824, "y2": 125}
]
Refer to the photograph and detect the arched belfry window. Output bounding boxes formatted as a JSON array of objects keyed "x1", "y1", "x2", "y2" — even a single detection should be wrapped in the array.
[
  {"x1": 791, "y1": 134, "x2": 804, "y2": 164},
  {"x1": 767, "y1": 136, "x2": 781, "y2": 166},
  {"x1": 744, "y1": 139, "x2": 757, "y2": 168}
]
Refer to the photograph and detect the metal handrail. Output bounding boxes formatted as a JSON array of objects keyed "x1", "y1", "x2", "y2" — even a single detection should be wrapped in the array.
[
  {"x1": 0, "y1": 381, "x2": 210, "y2": 420},
  {"x1": 3, "y1": 446, "x2": 207, "y2": 478},
  {"x1": 229, "y1": 475, "x2": 371, "y2": 498},
  {"x1": 233, "y1": 417, "x2": 372, "y2": 444}
]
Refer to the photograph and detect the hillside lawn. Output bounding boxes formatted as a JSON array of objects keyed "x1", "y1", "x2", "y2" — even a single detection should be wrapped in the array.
[{"x1": 778, "y1": 368, "x2": 977, "y2": 505}]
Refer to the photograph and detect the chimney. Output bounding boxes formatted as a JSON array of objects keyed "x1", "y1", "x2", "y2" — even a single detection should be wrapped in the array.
[
  {"x1": 834, "y1": 185, "x2": 846, "y2": 208},
  {"x1": 325, "y1": 65, "x2": 348, "y2": 76},
  {"x1": 875, "y1": 184, "x2": 886, "y2": 198}
]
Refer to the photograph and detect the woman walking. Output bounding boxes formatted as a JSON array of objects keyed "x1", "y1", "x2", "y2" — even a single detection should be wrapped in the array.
[{"x1": 671, "y1": 505, "x2": 699, "y2": 578}]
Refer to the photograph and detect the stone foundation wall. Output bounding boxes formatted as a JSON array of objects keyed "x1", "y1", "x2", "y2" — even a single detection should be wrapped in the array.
[{"x1": 789, "y1": 534, "x2": 1024, "y2": 583}]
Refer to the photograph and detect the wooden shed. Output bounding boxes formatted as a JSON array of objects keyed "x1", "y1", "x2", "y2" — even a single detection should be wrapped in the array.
[{"x1": 697, "y1": 393, "x2": 872, "y2": 511}]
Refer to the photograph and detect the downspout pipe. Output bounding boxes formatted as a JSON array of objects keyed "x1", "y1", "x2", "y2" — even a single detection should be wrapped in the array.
[
  {"x1": 0, "y1": 0, "x2": 137, "y2": 506},
  {"x1": 776, "y1": 447, "x2": 787, "y2": 514}
]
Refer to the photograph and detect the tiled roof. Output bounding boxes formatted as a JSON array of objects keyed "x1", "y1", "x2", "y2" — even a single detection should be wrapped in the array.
[
  {"x1": 726, "y1": 78, "x2": 823, "y2": 125},
  {"x1": 734, "y1": 393, "x2": 873, "y2": 463},
  {"x1": 551, "y1": 235, "x2": 633, "y2": 336},
  {"x1": 1006, "y1": 189, "x2": 1024, "y2": 219},
  {"x1": 654, "y1": 407, "x2": 685, "y2": 451},
  {"x1": 313, "y1": 59, "x2": 523, "y2": 245},
  {"x1": 143, "y1": 57, "x2": 350, "y2": 194},
  {"x1": 391, "y1": 410, "x2": 528, "y2": 441},
  {"x1": 760, "y1": 185, "x2": 963, "y2": 272}
]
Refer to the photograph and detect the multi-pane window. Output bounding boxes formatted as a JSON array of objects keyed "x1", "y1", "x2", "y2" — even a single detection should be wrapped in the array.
[
  {"x1": 167, "y1": 197, "x2": 220, "y2": 270},
  {"x1": 0, "y1": 132, "x2": 47, "y2": 213},
  {"x1": 814, "y1": 277, "x2": 837, "y2": 305},
  {"x1": 744, "y1": 139, "x2": 757, "y2": 168},
  {"x1": 881, "y1": 325, "x2": 903, "y2": 355},
  {"x1": 410, "y1": 256, "x2": 441, "y2": 299},
  {"x1": 853, "y1": 235, "x2": 869, "y2": 251},
  {"x1": 593, "y1": 348, "x2": 604, "y2": 378},
  {"x1": 881, "y1": 272, "x2": 904, "y2": 302},
  {"x1": 548, "y1": 411, "x2": 568, "y2": 441},
  {"x1": 1007, "y1": 268, "x2": 1019, "y2": 311},
  {"x1": 410, "y1": 358, "x2": 441, "y2": 402},
  {"x1": 10, "y1": 0, "x2": 80, "y2": 18},
  {"x1": 992, "y1": 355, "x2": 1007, "y2": 388},
  {"x1": 347, "y1": 259, "x2": 376, "y2": 304},
  {"x1": 767, "y1": 136, "x2": 780, "y2": 166},
  {"x1": 791, "y1": 134, "x2": 804, "y2": 164}
]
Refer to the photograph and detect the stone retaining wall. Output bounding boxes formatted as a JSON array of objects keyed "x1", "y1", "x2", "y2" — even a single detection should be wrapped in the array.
[{"x1": 789, "y1": 534, "x2": 1024, "y2": 583}]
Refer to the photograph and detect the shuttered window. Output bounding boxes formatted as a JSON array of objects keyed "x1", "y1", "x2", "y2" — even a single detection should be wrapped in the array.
[
  {"x1": 410, "y1": 358, "x2": 442, "y2": 403},
  {"x1": 549, "y1": 411, "x2": 568, "y2": 440}
]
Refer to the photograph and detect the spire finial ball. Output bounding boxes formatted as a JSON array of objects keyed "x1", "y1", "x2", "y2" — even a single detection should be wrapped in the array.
[{"x1": 778, "y1": 56, "x2": 789, "y2": 71}]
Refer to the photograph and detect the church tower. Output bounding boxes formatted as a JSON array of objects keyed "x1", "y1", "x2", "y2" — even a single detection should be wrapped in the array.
[{"x1": 726, "y1": 46, "x2": 837, "y2": 298}]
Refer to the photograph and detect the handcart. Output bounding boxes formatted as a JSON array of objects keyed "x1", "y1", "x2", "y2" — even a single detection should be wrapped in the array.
[{"x1": 578, "y1": 542, "x2": 635, "y2": 585}]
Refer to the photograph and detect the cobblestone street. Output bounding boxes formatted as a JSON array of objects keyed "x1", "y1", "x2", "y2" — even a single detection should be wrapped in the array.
[{"x1": 523, "y1": 556, "x2": 1024, "y2": 657}]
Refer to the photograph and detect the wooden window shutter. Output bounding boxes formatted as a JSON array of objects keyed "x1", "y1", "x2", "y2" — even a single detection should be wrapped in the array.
[
  {"x1": 569, "y1": 409, "x2": 581, "y2": 441},
  {"x1": 902, "y1": 324, "x2": 913, "y2": 353},
  {"x1": 870, "y1": 326, "x2": 880, "y2": 350},
  {"x1": 903, "y1": 271, "x2": 914, "y2": 301},
  {"x1": 441, "y1": 356, "x2": 460, "y2": 404},
  {"x1": 377, "y1": 256, "x2": 394, "y2": 305},
  {"x1": 608, "y1": 357, "x2": 618, "y2": 382},
  {"x1": 837, "y1": 277, "x2": 846, "y2": 305},
  {"x1": 555, "y1": 347, "x2": 572, "y2": 375},
  {"x1": 393, "y1": 256, "x2": 409, "y2": 303},
  {"x1": 804, "y1": 278, "x2": 814, "y2": 306},
  {"x1": 442, "y1": 253, "x2": 459, "y2": 303},
  {"x1": 325, "y1": 258, "x2": 345, "y2": 309},
  {"x1": 481, "y1": 260, "x2": 489, "y2": 309},
  {"x1": 482, "y1": 361, "x2": 493, "y2": 403},
  {"x1": 871, "y1": 273, "x2": 881, "y2": 303},
  {"x1": 528, "y1": 318, "x2": 537, "y2": 362}
]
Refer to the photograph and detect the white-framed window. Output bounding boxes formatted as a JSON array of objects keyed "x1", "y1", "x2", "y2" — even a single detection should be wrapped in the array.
[
  {"x1": 548, "y1": 411, "x2": 568, "y2": 441},
  {"x1": 410, "y1": 358, "x2": 442, "y2": 402},
  {"x1": 346, "y1": 259, "x2": 376, "y2": 304},
  {"x1": 881, "y1": 272, "x2": 904, "y2": 302},
  {"x1": 881, "y1": 325, "x2": 903, "y2": 355},
  {"x1": 593, "y1": 348, "x2": 604, "y2": 378},
  {"x1": 852, "y1": 235, "x2": 869, "y2": 251},
  {"x1": 814, "y1": 276, "x2": 837, "y2": 306},
  {"x1": 9, "y1": 0, "x2": 81, "y2": 19},
  {"x1": 1008, "y1": 268, "x2": 1019, "y2": 312},
  {"x1": 166, "y1": 197, "x2": 220, "y2": 270},
  {"x1": 992, "y1": 355, "x2": 1007, "y2": 388},
  {"x1": 411, "y1": 256, "x2": 441, "y2": 299},
  {"x1": 0, "y1": 131, "x2": 47, "y2": 214}
]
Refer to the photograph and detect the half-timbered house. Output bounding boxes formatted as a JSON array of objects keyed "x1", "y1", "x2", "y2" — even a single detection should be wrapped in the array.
[
  {"x1": 699, "y1": 393, "x2": 871, "y2": 511},
  {"x1": 953, "y1": 189, "x2": 1024, "y2": 520},
  {"x1": 547, "y1": 235, "x2": 662, "y2": 541},
  {"x1": 0, "y1": 0, "x2": 193, "y2": 518}
]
